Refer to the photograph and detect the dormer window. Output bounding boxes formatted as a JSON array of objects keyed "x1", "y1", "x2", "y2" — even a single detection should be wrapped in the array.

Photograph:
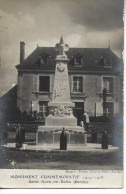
[
  {"x1": 42, "y1": 52, "x2": 50, "y2": 64},
  {"x1": 98, "y1": 57, "x2": 111, "y2": 68},
  {"x1": 74, "y1": 53, "x2": 83, "y2": 66},
  {"x1": 37, "y1": 56, "x2": 43, "y2": 65},
  {"x1": 98, "y1": 57, "x2": 107, "y2": 66},
  {"x1": 75, "y1": 57, "x2": 81, "y2": 65},
  {"x1": 37, "y1": 52, "x2": 50, "y2": 65}
]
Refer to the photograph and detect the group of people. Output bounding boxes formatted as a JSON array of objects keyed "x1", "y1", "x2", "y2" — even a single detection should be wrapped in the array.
[{"x1": 60, "y1": 126, "x2": 108, "y2": 150}]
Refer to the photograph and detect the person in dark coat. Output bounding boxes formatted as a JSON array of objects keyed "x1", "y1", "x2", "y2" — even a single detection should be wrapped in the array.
[
  {"x1": 91, "y1": 128, "x2": 97, "y2": 143},
  {"x1": 101, "y1": 129, "x2": 108, "y2": 149},
  {"x1": 16, "y1": 124, "x2": 22, "y2": 148},
  {"x1": 60, "y1": 127, "x2": 67, "y2": 150},
  {"x1": 21, "y1": 124, "x2": 25, "y2": 143}
]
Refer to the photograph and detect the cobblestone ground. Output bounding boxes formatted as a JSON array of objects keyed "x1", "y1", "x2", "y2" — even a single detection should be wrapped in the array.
[{"x1": 0, "y1": 145, "x2": 123, "y2": 170}]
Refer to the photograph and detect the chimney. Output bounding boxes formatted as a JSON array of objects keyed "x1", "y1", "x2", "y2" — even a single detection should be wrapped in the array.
[{"x1": 20, "y1": 41, "x2": 25, "y2": 64}]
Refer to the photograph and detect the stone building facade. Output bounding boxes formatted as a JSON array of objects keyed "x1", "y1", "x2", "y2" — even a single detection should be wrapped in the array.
[{"x1": 16, "y1": 41, "x2": 122, "y2": 125}]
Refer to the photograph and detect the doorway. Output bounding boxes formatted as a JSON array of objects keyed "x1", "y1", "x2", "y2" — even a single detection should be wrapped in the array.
[
  {"x1": 103, "y1": 102, "x2": 114, "y2": 118},
  {"x1": 73, "y1": 102, "x2": 84, "y2": 125}
]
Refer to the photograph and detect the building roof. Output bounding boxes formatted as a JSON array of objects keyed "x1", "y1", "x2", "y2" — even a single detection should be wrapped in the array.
[{"x1": 17, "y1": 47, "x2": 122, "y2": 72}]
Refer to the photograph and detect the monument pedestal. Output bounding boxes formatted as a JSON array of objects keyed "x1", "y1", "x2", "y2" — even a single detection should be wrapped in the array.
[
  {"x1": 46, "y1": 116, "x2": 77, "y2": 126},
  {"x1": 36, "y1": 126, "x2": 87, "y2": 145},
  {"x1": 46, "y1": 101, "x2": 77, "y2": 126}
]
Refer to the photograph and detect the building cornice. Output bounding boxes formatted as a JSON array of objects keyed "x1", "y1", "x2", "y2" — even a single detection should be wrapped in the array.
[{"x1": 16, "y1": 64, "x2": 120, "y2": 75}]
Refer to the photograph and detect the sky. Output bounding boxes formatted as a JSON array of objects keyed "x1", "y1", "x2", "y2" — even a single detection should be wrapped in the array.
[{"x1": 0, "y1": 0, "x2": 124, "y2": 96}]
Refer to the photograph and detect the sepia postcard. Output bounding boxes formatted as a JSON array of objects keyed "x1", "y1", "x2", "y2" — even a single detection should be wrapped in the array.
[{"x1": 0, "y1": 0, "x2": 124, "y2": 188}]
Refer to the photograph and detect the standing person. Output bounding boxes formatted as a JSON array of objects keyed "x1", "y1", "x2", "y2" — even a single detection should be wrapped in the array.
[
  {"x1": 80, "y1": 113, "x2": 84, "y2": 128},
  {"x1": 21, "y1": 123, "x2": 25, "y2": 143},
  {"x1": 83, "y1": 111, "x2": 89, "y2": 132},
  {"x1": 16, "y1": 123, "x2": 22, "y2": 148},
  {"x1": 102, "y1": 129, "x2": 108, "y2": 149},
  {"x1": 60, "y1": 127, "x2": 67, "y2": 150},
  {"x1": 91, "y1": 128, "x2": 97, "y2": 143}
]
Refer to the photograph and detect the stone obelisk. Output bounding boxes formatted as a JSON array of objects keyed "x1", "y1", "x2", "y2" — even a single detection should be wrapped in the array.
[{"x1": 45, "y1": 36, "x2": 77, "y2": 126}]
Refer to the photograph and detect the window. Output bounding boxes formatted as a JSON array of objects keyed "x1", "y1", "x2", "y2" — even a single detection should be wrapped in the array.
[
  {"x1": 103, "y1": 102, "x2": 113, "y2": 118},
  {"x1": 42, "y1": 56, "x2": 49, "y2": 65},
  {"x1": 39, "y1": 101, "x2": 48, "y2": 117},
  {"x1": 41, "y1": 52, "x2": 50, "y2": 65},
  {"x1": 103, "y1": 77, "x2": 113, "y2": 94},
  {"x1": 39, "y1": 76, "x2": 50, "y2": 92},
  {"x1": 99, "y1": 57, "x2": 107, "y2": 66},
  {"x1": 74, "y1": 57, "x2": 82, "y2": 65},
  {"x1": 98, "y1": 57, "x2": 112, "y2": 68},
  {"x1": 73, "y1": 77, "x2": 83, "y2": 92},
  {"x1": 74, "y1": 53, "x2": 83, "y2": 66}
]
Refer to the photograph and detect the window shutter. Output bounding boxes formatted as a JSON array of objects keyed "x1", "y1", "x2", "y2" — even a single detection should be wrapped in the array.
[
  {"x1": 32, "y1": 101, "x2": 38, "y2": 112},
  {"x1": 97, "y1": 75, "x2": 102, "y2": 94},
  {"x1": 96, "y1": 102, "x2": 103, "y2": 116},
  {"x1": 114, "y1": 102, "x2": 119, "y2": 117},
  {"x1": 50, "y1": 75, "x2": 54, "y2": 93},
  {"x1": 83, "y1": 75, "x2": 85, "y2": 93},
  {"x1": 69, "y1": 75, "x2": 72, "y2": 92},
  {"x1": 33, "y1": 75, "x2": 38, "y2": 92},
  {"x1": 114, "y1": 76, "x2": 119, "y2": 94}
]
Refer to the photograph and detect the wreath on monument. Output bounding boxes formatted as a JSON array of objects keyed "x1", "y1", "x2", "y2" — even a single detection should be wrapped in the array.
[{"x1": 57, "y1": 64, "x2": 65, "y2": 72}]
